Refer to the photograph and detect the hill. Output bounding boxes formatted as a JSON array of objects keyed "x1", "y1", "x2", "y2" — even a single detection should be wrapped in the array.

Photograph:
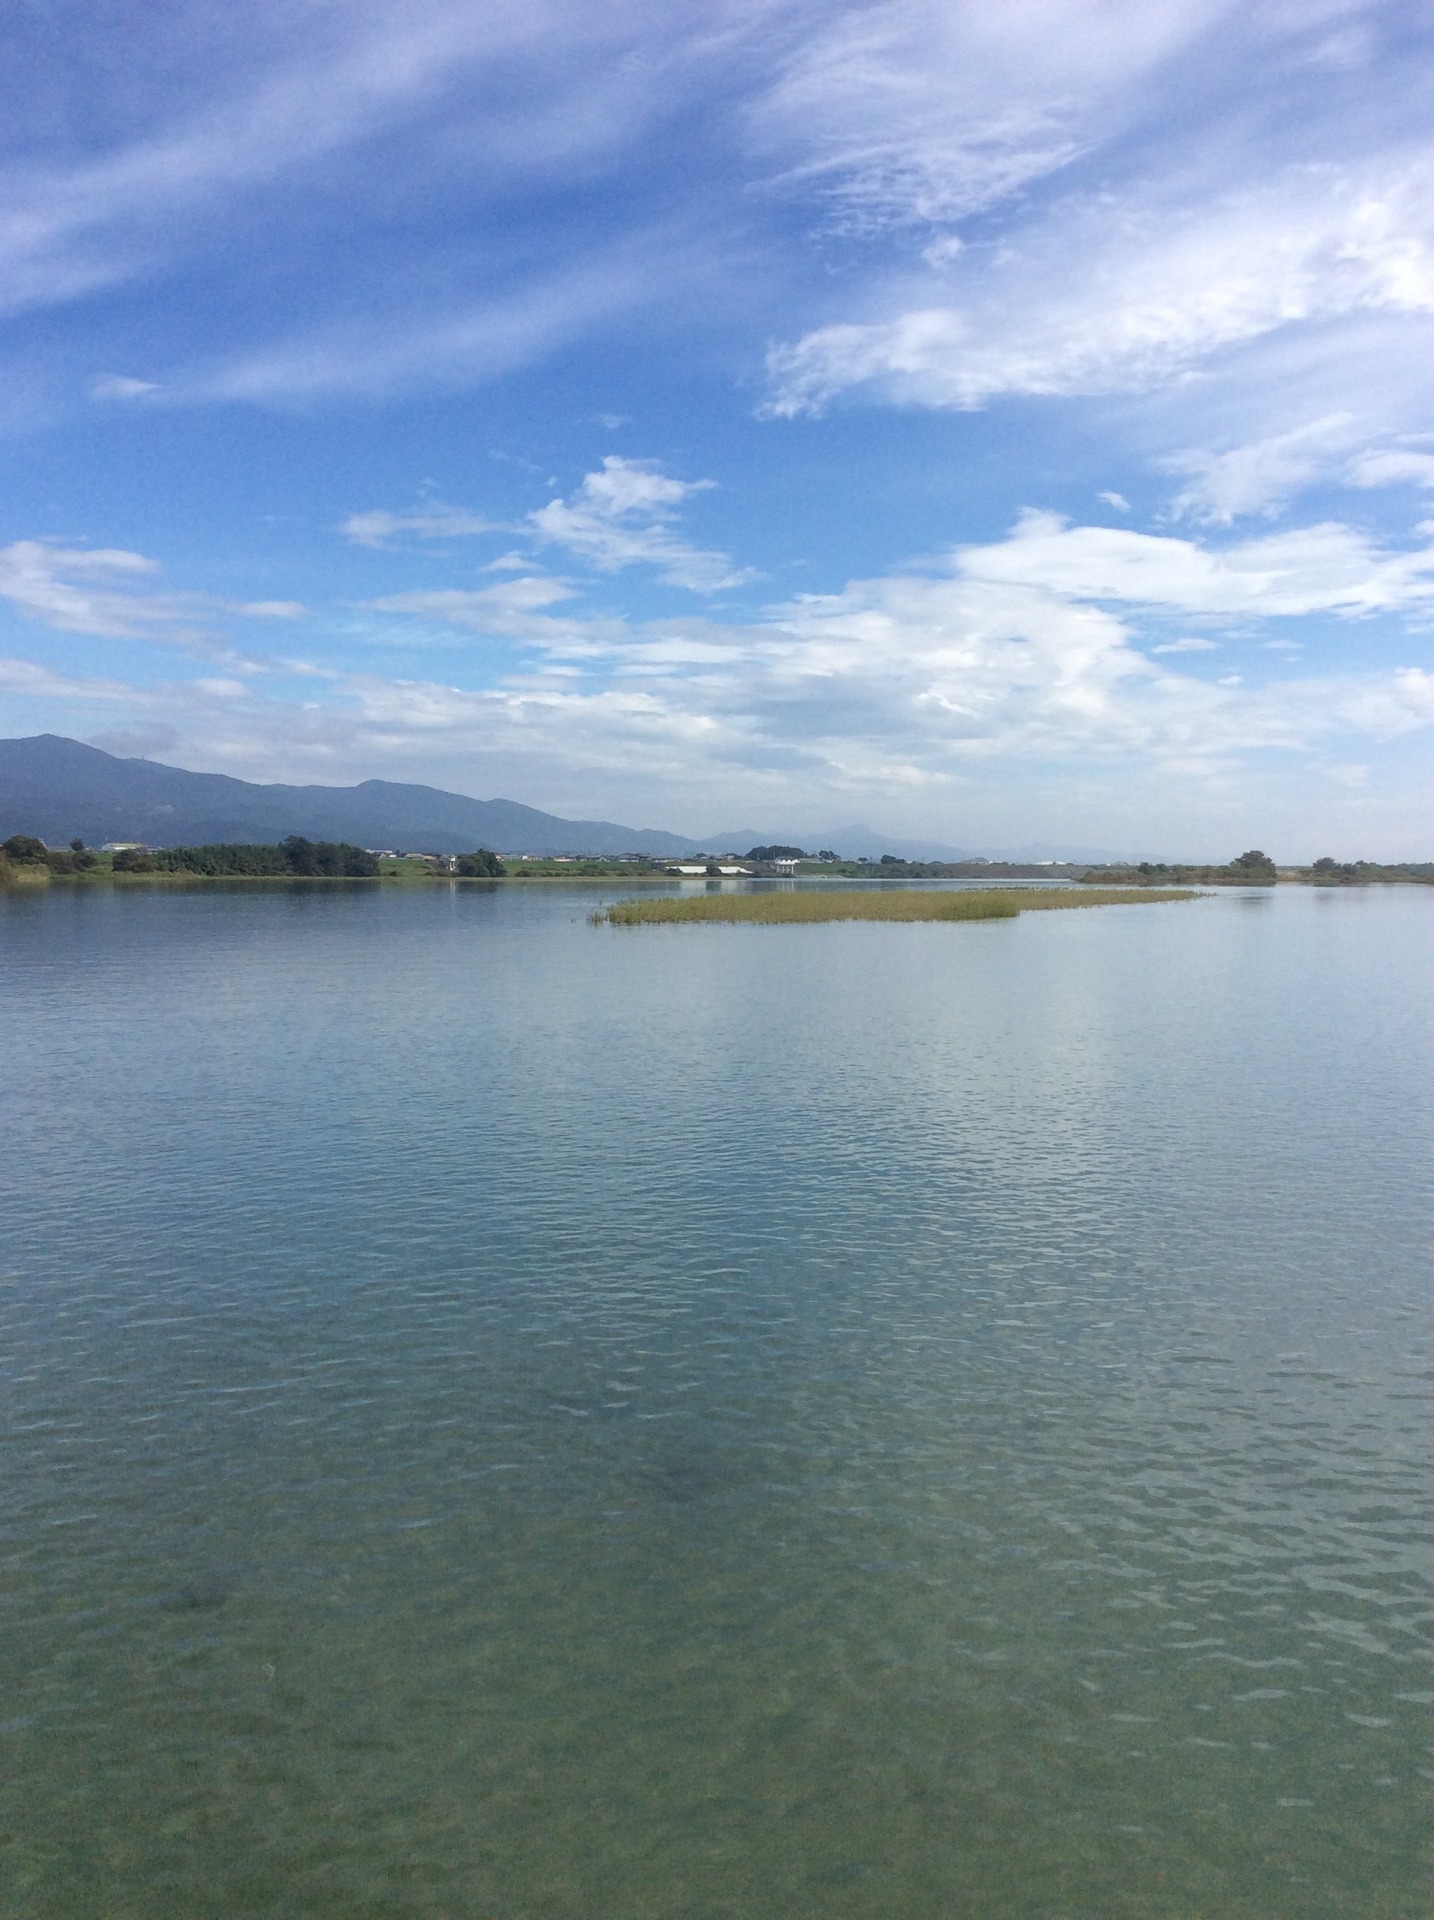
[{"x1": 0, "y1": 735, "x2": 700, "y2": 857}]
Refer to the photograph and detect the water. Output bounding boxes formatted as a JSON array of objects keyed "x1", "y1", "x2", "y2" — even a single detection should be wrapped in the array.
[{"x1": 1, "y1": 881, "x2": 1430, "y2": 1919}]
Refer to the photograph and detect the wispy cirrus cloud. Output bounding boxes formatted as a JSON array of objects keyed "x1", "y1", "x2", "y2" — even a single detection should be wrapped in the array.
[
  {"x1": 0, "y1": 655, "x2": 152, "y2": 703},
  {"x1": 745, "y1": 0, "x2": 1241, "y2": 239},
  {"x1": 183, "y1": 238, "x2": 687, "y2": 404},
  {"x1": 765, "y1": 159, "x2": 1434, "y2": 415},
  {"x1": 0, "y1": 539, "x2": 292, "y2": 668},
  {"x1": 0, "y1": 540, "x2": 197, "y2": 640},
  {"x1": 0, "y1": 1, "x2": 699, "y2": 324}
]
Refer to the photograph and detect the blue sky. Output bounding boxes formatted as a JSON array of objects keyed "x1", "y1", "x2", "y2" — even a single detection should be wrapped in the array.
[{"x1": 2, "y1": 0, "x2": 1433, "y2": 856}]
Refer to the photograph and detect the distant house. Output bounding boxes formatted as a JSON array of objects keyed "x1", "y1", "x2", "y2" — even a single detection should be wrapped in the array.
[
  {"x1": 667, "y1": 863, "x2": 752, "y2": 876},
  {"x1": 102, "y1": 841, "x2": 147, "y2": 852},
  {"x1": 772, "y1": 858, "x2": 800, "y2": 873}
]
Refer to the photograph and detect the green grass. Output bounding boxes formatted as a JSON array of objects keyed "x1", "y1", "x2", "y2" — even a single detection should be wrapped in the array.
[{"x1": 596, "y1": 887, "x2": 1198, "y2": 926}]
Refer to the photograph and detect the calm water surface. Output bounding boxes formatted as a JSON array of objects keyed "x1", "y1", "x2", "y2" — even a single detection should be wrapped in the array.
[{"x1": 1, "y1": 882, "x2": 1431, "y2": 1919}]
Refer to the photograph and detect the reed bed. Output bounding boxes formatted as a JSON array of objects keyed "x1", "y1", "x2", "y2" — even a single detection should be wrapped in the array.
[{"x1": 596, "y1": 886, "x2": 1197, "y2": 926}]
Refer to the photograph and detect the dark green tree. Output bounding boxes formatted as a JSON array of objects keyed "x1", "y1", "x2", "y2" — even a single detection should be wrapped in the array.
[
  {"x1": 456, "y1": 848, "x2": 505, "y2": 876},
  {"x1": 282, "y1": 835, "x2": 319, "y2": 875}
]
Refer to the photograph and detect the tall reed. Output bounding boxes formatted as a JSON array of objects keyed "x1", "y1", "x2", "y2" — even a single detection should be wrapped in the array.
[{"x1": 596, "y1": 887, "x2": 1195, "y2": 926}]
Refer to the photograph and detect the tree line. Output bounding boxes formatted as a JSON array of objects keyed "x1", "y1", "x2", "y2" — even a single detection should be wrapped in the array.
[
  {"x1": 2, "y1": 834, "x2": 98, "y2": 873},
  {"x1": 113, "y1": 836, "x2": 381, "y2": 875}
]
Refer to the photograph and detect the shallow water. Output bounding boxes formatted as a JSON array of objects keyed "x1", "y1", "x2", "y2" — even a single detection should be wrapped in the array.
[{"x1": 2, "y1": 881, "x2": 1431, "y2": 1918}]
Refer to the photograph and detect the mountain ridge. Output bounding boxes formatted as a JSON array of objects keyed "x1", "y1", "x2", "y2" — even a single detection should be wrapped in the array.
[
  {"x1": 0, "y1": 736, "x2": 1121, "y2": 863},
  {"x1": 0, "y1": 735, "x2": 702, "y2": 857}
]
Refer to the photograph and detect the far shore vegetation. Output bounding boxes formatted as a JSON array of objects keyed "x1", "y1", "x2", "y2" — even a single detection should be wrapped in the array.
[
  {"x1": 1080, "y1": 850, "x2": 1434, "y2": 886},
  {"x1": 595, "y1": 888, "x2": 1198, "y2": 927},
  {"x1": 1, "y1": 832, "x2": 1430, "y2": 890}
]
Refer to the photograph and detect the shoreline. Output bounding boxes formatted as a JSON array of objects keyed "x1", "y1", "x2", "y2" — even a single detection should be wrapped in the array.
[{"x1": 4, "y1": 866, "x2": 1432, "y2": 891}]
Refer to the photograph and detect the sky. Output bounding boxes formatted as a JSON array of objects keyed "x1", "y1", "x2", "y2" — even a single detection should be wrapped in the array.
[{"x1": 2, "y1": 0, "x2": 1433, "y2": 857}]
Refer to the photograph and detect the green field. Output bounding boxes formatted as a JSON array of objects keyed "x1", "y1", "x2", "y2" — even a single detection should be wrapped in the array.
[{"x1": 596, "y1": 886, "x2": 1198, "y2": 926}]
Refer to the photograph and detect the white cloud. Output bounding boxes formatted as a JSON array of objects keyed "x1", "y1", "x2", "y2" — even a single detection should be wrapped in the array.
[
  {"x1": 13, "y1": 508, "x2": 1432, "y2": 850},
  {"x1": 0, "y1": 539, "x2": 284, "y2": 669},
  {"x1": 952, "y1": 510, "x2": 1434, "y2": 618},
  {"x1": 1324, "y1": 760, "x2": 1369, "y2": 788},
  {"x1": 1098, "y1": 491, "x2": 1131, "y2": 511},
  {"x1": 342, "y1": 504, "x2": 501, "y2": 547},
  {"x1": 372, "y1": 575, "x2": 576, "y2": 618},
  {"x1": 1348, "y1": 448, "x2": 1434, "y2": 489},
  {"x1": 765, "y1": 161, "x2": 1434, "y2": 415},
  {"x1": 345, "y1": 456, "x2": 752, "y2": 602},
  {"x1": 365, "y1": 573, "x2": 593, "y2": 646},
  {"x1": 0, "y1": 655, "x2": 149, "y2": 702},
  {"x1": 235, "y1": 599, "x2": 306, "y2": 617},
  {"x1": 89, "y1": 374, "x2": 159, "y2": 401},
  {"x1": 1166, "y1": 413, "x2": 1359, "y2": 522},
  {"x1": 351, "y1": 509, "x2": 1434, "y2": 805},
  {"x1": 528, "y1": 456, "x2": 753, "y2": 592},
  {"x1": 0, "y1": 540, "x2": 180, "y2": 639}
]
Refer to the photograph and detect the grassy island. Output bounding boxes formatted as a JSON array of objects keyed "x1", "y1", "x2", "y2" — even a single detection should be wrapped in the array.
[{"x1": 595, "y1": 887, "x2": 1197, "y2": 926}]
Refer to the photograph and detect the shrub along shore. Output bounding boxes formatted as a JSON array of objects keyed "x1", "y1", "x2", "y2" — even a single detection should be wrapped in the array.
[
  {"x1": 0, "y1": 835, "x2": 493, "y2": 884},
  {"x1": 596, "y1": 888, "x2": 1198, "y2": 927},
  {"x1": 3, "y1": 830, "x2": 1429, "y2": 890}
]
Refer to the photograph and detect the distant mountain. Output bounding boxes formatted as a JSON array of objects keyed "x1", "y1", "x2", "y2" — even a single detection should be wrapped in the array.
[
  {"x1": 707, "y1": 824, "x2": 977, "y2": 861},
  {"x1": 710, "y1": 827, "x2": 1127, "y2": 863},
  {"x1": 0, "y1": 735, "x2": 1120, "y2": 865},
  {"x1": 976, "y1": 840, "x2": 1130, "y2": 865},
  {"x1": 0, "y1": 735, "x2": 703, "y2": 856}
]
